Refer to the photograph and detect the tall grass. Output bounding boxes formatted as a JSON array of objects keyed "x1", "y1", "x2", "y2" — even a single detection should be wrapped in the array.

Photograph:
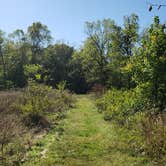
[{"x1": 0, "y1": 84, "x2": 75, "y2": 165}]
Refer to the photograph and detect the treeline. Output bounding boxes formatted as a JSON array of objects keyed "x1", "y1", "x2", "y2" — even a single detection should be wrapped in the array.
[
  {"x1": 0, "y1": 14, "x2": 164, "y2": 95},
  {"x1": 1, "y1": 14, "x2": 165, "y2": 96},
  {"x1": 0, "y1": 22, "x2": 88, "y2": 93}
]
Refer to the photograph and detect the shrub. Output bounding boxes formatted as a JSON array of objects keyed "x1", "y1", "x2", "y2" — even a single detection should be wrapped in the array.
[
  {"x1": 96, "y1": 88, "x2": 144, "y2": 124},
  {"x1": 0, "y1": 83, "x2": 75, "y2": 129},
  {"x1": 96, "y1": 88, "x2": 166, "y2": 162},
  {"x1": 9, "y1": 83, "x2": 75, "y2": 128}
]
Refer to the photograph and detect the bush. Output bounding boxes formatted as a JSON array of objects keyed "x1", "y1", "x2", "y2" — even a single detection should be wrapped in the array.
[
  {"x1": 96, "y1": 88, "x2": 144, "y2": 124},
  {"x1": 9, "y1": 83, "x2": 75, "y2": 128},
  {"x1": 96, "y1": 88, "x2": 166, "y2": 163},
  {"x1": 0, "y1": 83, "x2": 75, "y2": 129},
  {"x1": 0, "y1": 83, "x2": 75, "y2": 165}
]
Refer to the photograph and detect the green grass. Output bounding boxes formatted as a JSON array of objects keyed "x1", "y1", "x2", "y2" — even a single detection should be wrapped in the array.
[{"x1": 22, "y1": 95, "x2": 150, "y2": 166}]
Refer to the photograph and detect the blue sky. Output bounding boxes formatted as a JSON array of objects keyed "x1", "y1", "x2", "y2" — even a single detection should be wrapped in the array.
[{"x1": 0, "y1": 0, "x2": 165, "y2": 47}]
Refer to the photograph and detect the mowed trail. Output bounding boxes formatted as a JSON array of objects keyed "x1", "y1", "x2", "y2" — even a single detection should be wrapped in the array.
[
  {"x1": 23, "y1": 95, "x2": 146, "y2": 166},
  {"x1": 52, "y1": 95, "x2": 114, "y2": 165}
]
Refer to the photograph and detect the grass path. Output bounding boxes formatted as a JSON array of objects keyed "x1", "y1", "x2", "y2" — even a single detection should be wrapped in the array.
[
  {"x1": 23, "y1": 95, "x2": 149, "y2": 166},
  {"x1": 52, "y1": 95, "x2": 114, "y2": 165}
]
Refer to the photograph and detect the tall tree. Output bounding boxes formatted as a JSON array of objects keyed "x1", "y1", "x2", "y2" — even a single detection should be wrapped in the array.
[
  {"x1": 28, "y1": 22, "x2": 52, "y2": 64},
  {"x1": 107, "y1": 22, "x2": 125, "y2": 88},
  {"x1": 84, "y1": 19, "x2": 115, "y2": 85},
  {"x1": 8, "y1": 29, "x2": 29, "y2": 87},
  {"x1": 123, "y1": 13, "x2": 139, "y2": 57},
  {"x1": 43, "y1": 43, "x2": 74, "y2": 87},
  {"x1": 131, "y1": 16, "x2": 166, "y2": 110},
  {"x1": 122, "y1": 14, "x2": 139, "y2": 89}
]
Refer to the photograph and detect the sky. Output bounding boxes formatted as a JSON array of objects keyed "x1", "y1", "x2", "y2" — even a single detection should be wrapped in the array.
[{"x1": 0, "y1": 0, "x2": 165, "y2": 47}]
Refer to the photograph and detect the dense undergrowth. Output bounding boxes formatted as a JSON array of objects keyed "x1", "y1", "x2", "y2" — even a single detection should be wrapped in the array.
[
  {"x1": 0, "y1": 83, "x2": 75, "y2": 166},
  {"x1": 96, "y1": 89, "x2": 166, "y2": 165}
]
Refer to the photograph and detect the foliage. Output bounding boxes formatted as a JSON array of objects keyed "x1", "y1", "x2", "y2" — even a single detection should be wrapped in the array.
[
  {"x1": 56, "y1": 80, "x2": 66, "y2": 92},
  {"x1": 68, "y1": 51, "x2": 89, "y2": 93},
  {"x1": 15, "y1": 83, "x2": 75, "y2": 128},
  {"x1": 97, "y1": 17, "x2": 166, "y2": 160},
  {"x1": 23, "y1": 96, "x2": 150, "y2": 166},
  {"x1": 0, "y1": 84, "x2": 75, "y2": 165},
  {"x1": 28, "y1": 22, "x2": 52, "y2": 64},
  {"x1": 96, "y1": 88, "x2": 166, "y2": 163},
  {"x1": 96, "y1": 88, "x2": 145, "y2": 123},
  {"x1": 24, "y1": 64, "x2": 42, "y2": 82},
  {"x1": 130, "y1": 16, "x2": 166, "y2": 110},
  {"x1": 43, "y1": 43, "x2": 74, "y2": 87},
  {"x1": 0, "y1": 13, "x2": 141, "y2": 93}
]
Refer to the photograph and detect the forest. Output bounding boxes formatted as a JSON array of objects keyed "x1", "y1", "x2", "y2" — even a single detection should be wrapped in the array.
[{"x1": 0, "y1": 12, "x2": 166, "y2": 165}]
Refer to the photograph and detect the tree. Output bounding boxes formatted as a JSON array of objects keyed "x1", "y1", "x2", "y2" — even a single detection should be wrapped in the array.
[
  {"x1": 122, "y1": 14, "x2": 139, "y2": 57},
  {"x1": 82, "y1": 15, "x2": 139, "y2": 89},
  {"x1": 28, "y1": 22, "x2": 52, "y2": 64},
  {"x1": 122, "y1": 14, "x2": 139, "y2": 89},
  {"x1": 43, "y1": 43, "x2": 74, "y2": 87},
  {"x1": 131, "y1": 16, "x2": 166, "y2": 111},
  {"x1": 107, "y1": 22, "x2": 125, "y2": 88},
  {"x1": 84, "y1": 19, "x2": 114, "y2": 85},
  {"x1": 8, "y1": 29, "x2": 29, "y2": 87},
  {"x1": 69, "y1": 51, "x2": 89, "y2": 93}
]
